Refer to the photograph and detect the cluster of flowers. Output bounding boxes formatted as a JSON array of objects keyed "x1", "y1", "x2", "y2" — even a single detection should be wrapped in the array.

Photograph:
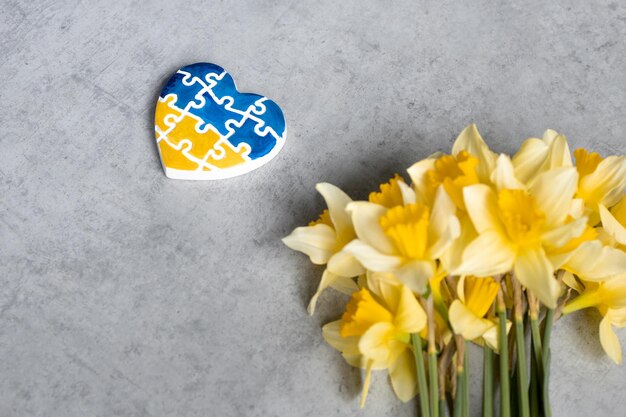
[{"x1": 283, "y1": 125, "x2": 626, "y2": 417}]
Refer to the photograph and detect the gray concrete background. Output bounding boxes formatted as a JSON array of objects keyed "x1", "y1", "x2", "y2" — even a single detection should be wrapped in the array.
[{"x1": 1, "y1": 1, "x2": 625, "y2": 416}]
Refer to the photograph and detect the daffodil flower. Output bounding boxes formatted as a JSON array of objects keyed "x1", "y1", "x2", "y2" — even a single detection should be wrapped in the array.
[
  {"x1": 448, "y1": 276, "x2": 510, "y2": 352},
  {"x1": 322, "y1": 282, "x2": 427, "y2": 406},
  {"x1": 283, "y1": 183, "x2": 364, "y2": 314},
  {"x1": 573, "y1": 148, "x2": 626, "y2": 224},
  {"x1": 342, "y1": 186, "x2": 460, "y2": 293},
  {"x1": 457, "y1": 162, "x2": 588, "y2": 308},
  {"x1": 563, "y1": 274, "x2": 626, "y2": 363}
]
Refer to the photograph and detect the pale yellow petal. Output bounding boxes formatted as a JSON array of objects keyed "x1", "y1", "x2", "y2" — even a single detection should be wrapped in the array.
[
  {"x1": 393, "y1": 285, "x2": 428, "y2": 333},
  {"x1": 282, "y1": 224, "x2": 337, "y2": 265},
  {"x1": 406, "y1": 158, "x2": 436, "y2": 203},
  {"x1": 394, "y1": 260, "x2": 436, "y2": 294},
  {"x1": 308, "y1": 269, "x2": 339, "y2": 315},
  {"x1": 600, "y1": 204, "x2": 626, "y2": 246},
  {"x1": 449, "y1": 300, "x2": 496, "y2": 340},
  {"x1": 541, "y1": 216, "x2": 588, "y2": 250},
  {"x1": 579, "y1": 155, "x2": 626, "y2": 209},
  {"x1": 452, "y1": 124, "x2": 497, "y2": 183},
  {"x1": 482, "y1": 320, "x2": 512, "y2": 353},
  {"x1": 389, "y1": 349, "x2": 418, "y2": 402},
  {"x1": 366, "y1": 271, "x2": 402, "y2": 299},
  {"x1": 529, "y1": 167, "x2": 578, "y2": 227},
  {"x1": 512, "y1": 131, "x2": 572, "y2": 185},
  {"x1": 322, "y1": 320, "x2": 360, "y2": 356},
  {"x1": 492, "y1": 154, "x2": 525, "y2": 191},
  {"x1": 457, "y1": 231, "x2": 516, "y2": 277},
  {"x1": 514, "y1": 248, "x2": 561, "y2": 308},
  {"x1": 512, "y1": 137, "x2": 549, "y2": 184},
  {"x1": 427, "y1": 186, "x2": 461, "y2": 258},
  {"x1": 360, "y1": 360, "x2": 374, "y2": 408},
  {"x1": 359, "y1": 322, "x2": 396, "y2": 362},
  {"x1": 346, "y1": 202, "x2": 396, "y2": 254},
  {"x1": 398, "y1": 180, "x2": 417, "y2": 205},
  {"x1": 440, "y1": 213, "x2": 478, "y2": 274},
  {"x1": 327, "y1": 250, "x2": 366, "y2": 277},
  {"x1": 562, "y1": 271, "x2": 584, "y2": 293},
  {"x1": 316, "y1": 183, "x2": 355, "y2": 242},
  {"x1": 599, "y1": 314, "x2": 622, "y2": 364},
  {"x1": 463, "y1": 184, "x2": 503, "y2": 234},
  {"x1": 342, "y1": 240, "x2": 403, "y2": 272},
  {"x1": 564, "y1": 240, "x2": 626, "y2": 280}
]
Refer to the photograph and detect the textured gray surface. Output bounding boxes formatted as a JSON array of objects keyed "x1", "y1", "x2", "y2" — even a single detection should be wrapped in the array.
[{"x1": 1, "y1": 1, "x2": 625, "y2": 416}]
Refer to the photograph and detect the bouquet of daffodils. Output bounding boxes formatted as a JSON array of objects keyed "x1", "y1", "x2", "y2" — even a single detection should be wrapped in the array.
[{"x1": 283, "y1": 125, "x2": 626, "y2": 417}]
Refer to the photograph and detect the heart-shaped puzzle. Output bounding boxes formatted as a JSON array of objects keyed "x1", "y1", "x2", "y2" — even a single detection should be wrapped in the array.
[{"x1": 154, "y1": 63, "x2": 286, "y2": 180}]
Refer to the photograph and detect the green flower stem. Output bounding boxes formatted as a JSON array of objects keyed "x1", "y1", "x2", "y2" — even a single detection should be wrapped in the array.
[
  {"x1": 529, "y1": 348, "x2": 539, "y2": 417},
  {"x1": 429, "y1": 350, "x2": 439, "y2": 417},
  {"x1": 453, "y1": 369, "x2": 464, "y2": 417},
  {"x1": 530, "y1": 315, "x2": 544, "y2": 378},
  {"x1": 412, "y1": 333, "x2": 430, "y2": 417},
  {"x1": 482, "y1": 345, "x2": 494, "y2": 417},
  {"x1": 463, "y1": 348, "x2": 470, "y2": 417},
  {"x1": 497, "y1": 290, "x2": 511, "y2": 417},
  {"x1": 427, "y1": 295, "x2": 439, "y2": 417},
  {"x1": 541, "y1": 309, "x2": 554, "y2": 417}
]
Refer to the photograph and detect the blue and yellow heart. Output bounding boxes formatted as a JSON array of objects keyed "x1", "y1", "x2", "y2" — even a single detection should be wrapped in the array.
[{"x1": 154, "y1": 63, "x2": 286, "y2": 180}]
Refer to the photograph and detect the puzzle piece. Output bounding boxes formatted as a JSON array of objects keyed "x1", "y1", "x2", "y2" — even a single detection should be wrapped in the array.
[{"x1": 154, "y1": 62, "x2": 286, "y2": 180}]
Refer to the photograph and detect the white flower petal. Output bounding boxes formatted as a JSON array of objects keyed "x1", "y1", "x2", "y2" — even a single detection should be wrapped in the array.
[
  {"x1": 514, "y1": 248, "x2": 561, "y2": 308},
  {"x1": 308, "y1": 270, "x2": 348, "y2": 315},
  {"x1": 347, "y1": 202, "x2": 396, "y2": 254},
  {"x1": 393, "y1": 285, "x2": 428, "y2": 333},
  {"x1": 398, "y1": 180, "x2": 417, "y2": 205},
  {"x1": 389, "y1": 349, "x2": 418, "y2": 402},
  {"x1": 406, "y1": 158, "x2": 435, "y2": 203},
  {"x1": 512, "y1": 138, "x2": 549, "y2": 184},
  {"x1": 529, "y1": 167, "x2": 578, "y2": 227},
  {"x1": 449, "y1": 300, "x2": 496, "y2": 340},
  {"x1": 599, "y1": 314, "x2": 622, "y2": 364},
  {"x1": 457, "y1": 231, "x2": 516, "y2": 277},
  {"x1": 394, "y1": 260, "x2": 435, "y2": 294},
  {"x1": 564, "y1": 240, "x2": 626, "y2": 280},
  {"x1": 342, "y1": 240, "x2": 403, "y2": 272},
  {"x1": 600, "y1": 204, "x2": 626, "y2": 246},
  {"x1": 316, "y1": 183, "x2": 354, "y2": 241},
  {"x1": 427, "y1": 186, "x2": 461, "y2": 258},
  {"x1": 579, "y1": 155, "x2": 626, "y2": 209},
  {"x1": 463, "y1": 184, "x2": 503, "y2": 234},
  {"x1": 541, "y1": 216, "x2": 587, "y2": 250},
  {"x1": 282, "y1": 224, "x2": 337, "y2": 265},
  {"x1": 452, "y1": 124, "x2": 497, "y2": 183},
  {"x1": 327, "y1": 250, "x2": 366, "y2": 277},
  {"x1": 491, "y1": 154, "x2": 525, "y2": 191}
]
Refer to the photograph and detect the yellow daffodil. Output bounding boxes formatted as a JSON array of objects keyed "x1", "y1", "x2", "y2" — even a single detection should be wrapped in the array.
[
  {"x1": 283, "y1": 183, "x2": 364, "y2": 314},
  {"x1": 563, "y1": 274, "x2": 626, "y2": 363},
  {"x1": 408, "y1": 124, "x2": 495, "y2": 207},
  {"x1": 448, "y1": 276, "x2": 510, "y2": 352},
  {"x1": 322, "y1": 282, "x2": 427, "y2": 407},
  {"x1": 342, "y1": 186, "x2": 460, "y2": 293},
  {"x1": 573, "y1": 148, "x2": 626, "y2": 224},
  {"x1": 456, "y1": 162, "x2": 589, "y2": 308},
  {"x1": 511, "y1": 129, "x2": 572, "y2": 185}
]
